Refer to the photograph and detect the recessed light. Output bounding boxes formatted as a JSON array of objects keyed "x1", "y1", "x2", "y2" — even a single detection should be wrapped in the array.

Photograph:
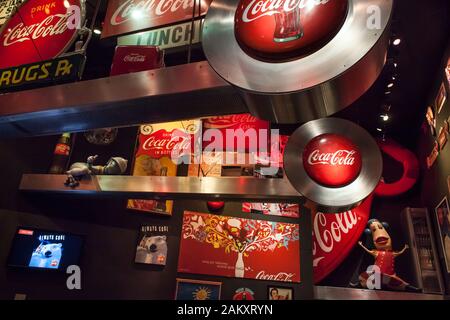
[
  {"x1": 393, "y1": 38, "x2": 401, "y2": 46},
  {"x1": 377, "y1": 128, "x2": 383, "y2": 132},
  {"x1": 380, "y1": 114, "x2": 390, "y2": 122},
  {"x1": 387, "y1": 83, "x2": 394, "y2": 88},
  {"x1": 93, "y1": 29, "x2": 102, "y2": 35}
]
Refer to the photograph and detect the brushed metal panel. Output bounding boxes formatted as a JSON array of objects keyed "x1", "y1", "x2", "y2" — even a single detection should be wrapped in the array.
[
  {"x1": 0, "y1": 62, "x2": 248, "y2": 137},
  {"x1": 20, "y1": 174, "x2": 303, "y2": 202},
  {"x1": 314, "y1": 286, "x2": 445, "y2": 300}
]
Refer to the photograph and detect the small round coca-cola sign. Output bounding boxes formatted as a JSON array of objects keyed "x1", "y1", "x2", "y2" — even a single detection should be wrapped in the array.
[
  {"x1": 302, "y1": 133, "x2": 362, "y2": 187},
  {"x1": 0, "y1": 0, "x2": 84, "y2": 69},
  {"x1": 234, "y1": 0, "x2": 348, "y2": 59}
]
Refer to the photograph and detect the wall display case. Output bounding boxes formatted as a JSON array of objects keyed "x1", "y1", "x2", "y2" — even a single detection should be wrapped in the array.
[{"x1": 401, "y1": 208, "x2": 445, "y2": 294}]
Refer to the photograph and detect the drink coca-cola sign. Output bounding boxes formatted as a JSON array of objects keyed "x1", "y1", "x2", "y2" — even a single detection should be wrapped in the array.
[
  {"x1": 234, "y1": 0, "x2": 348, "y2": 59},
  {"x1": 0, "y1": 0, "x2": 84, "y2": 69},
  {"x1": 102, "y1": 0, "x2": 212, "y2": 38},
  {"x1": 303, "y1": 133, "x2": 362, "y2": 188},
  {"x1": 136, "y1": 128, "x2": 194, "y2": 159}
]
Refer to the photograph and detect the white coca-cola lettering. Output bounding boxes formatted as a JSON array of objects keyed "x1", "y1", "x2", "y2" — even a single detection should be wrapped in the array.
[
  {"x1": 205, "y1": 114, "x2": 257, "y2": 127},
  {"x1": 242, "y1": 0, "x2": 331, "y2": 23},
  {"x1": 124, "y1": 53, "x2": 146, "y2": 62},
  {"x1": 307, "y1": 149, "x2": 357, "y2": 166},
  {"x1": 142, "y1": 134, "x2": 191, "y2": 151},
  {"x1": 3, "y1": 13, "x2": 72, "y2": 46},
  {"x1": 313, "y1": 211, "x2": 358, "y2": 254},
  {"x1": 255, "y1": 271, "x2": 294, "y2": 282},
  {"x1": 111, "y1": 0, "x2": 194, "y2": 26}
]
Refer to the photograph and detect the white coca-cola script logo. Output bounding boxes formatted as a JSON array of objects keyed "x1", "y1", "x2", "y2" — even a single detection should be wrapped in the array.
[
  {"x1": 241, "y1": 0, "x2": 331, "y2": 23},
  {"x1": 111, "y1": 0, "x2": 195, "y2": 25},
  {"x1": 3, "y1": 13, "x2": 72, "y2": 46},
  {"x1": 142, "y1": 135, "x2": 191, "y2": 152},
  {"x1": 312, "y1": 210, "x2": 358, "y2": 266},
  {"x1": 256, "y1": 271, "x2": 295, "y2": 282},
  {"x1": 124, "y1": 53, "x2": 146, "y2": 62},
  {"x1": 307, "y1": 149, "x2": 356, "y2": 166}
]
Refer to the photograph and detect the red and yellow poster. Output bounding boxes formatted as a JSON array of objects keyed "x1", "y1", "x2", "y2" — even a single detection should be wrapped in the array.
[{"x1": 178, "y1": 211, "x2": 300, "y2": 283}]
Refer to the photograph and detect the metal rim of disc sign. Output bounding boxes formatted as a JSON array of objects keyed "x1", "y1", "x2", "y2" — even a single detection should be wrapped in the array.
[
  {"x1": 284, "y1": 118, "x2": 382, "y2": 213},
  {"x1": 202, "y1": 0, "x2": 393, "y2": 93}
]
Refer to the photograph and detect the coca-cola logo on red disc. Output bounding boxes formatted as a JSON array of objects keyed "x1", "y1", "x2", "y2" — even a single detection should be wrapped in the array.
[
  {"x1": 302, "y1": 133, "x2": 362, "y2": 188},
  {"x1": 0, "y1": 0, "x2": 82, "y2": 70},
  {"x1": 234, "y1": 0, "x2": 348, "y2": 59}
]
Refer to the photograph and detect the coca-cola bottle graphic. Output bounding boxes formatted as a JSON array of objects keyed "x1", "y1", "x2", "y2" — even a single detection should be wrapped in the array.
[
  {"x1": 49, "y1": 133, "x2": 71, "y2": 174},
  {"x1": 273, "y1": 6, "x2": 303, "y2": 43}
]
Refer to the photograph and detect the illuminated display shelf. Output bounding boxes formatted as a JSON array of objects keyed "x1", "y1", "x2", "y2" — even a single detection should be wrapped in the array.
[{"x1": 19, "y1": 174, "x2": 303, "y2": 202}]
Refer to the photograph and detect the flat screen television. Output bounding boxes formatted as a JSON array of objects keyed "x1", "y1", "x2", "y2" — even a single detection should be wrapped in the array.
[{"x1": 7, "y1": 227, "x2": 84, "y2": 271}]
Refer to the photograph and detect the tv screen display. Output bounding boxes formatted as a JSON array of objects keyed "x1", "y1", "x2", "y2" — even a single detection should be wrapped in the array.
[{"x1": 7, "y1": 227, "x2": 84, "y2": 270}]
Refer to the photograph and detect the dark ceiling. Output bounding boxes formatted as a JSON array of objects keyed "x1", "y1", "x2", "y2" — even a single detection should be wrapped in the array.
[{"x1": 82, "y1": 0, "x2": 450, "y2": 149}]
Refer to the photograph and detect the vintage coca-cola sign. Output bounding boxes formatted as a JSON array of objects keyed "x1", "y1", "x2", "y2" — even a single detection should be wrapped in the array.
[
  {"x1": 234, "y1": 0, "x2": 348, "y2": 58},
  {"x1": 0, "y1": 0, "x2": 83, "y2": 69},
  {"x1": 102, "y1": 0, "x2": 213, "y2": 38},
  {"x1": 303, "y1": 133, "x2": 362, "y2": 187},
  {"x1": 110, "y1": 45, "x2": 164, "y2": 76},
  {"x1": 136, "y1": 128, "x2": 193, "y2": 158}
]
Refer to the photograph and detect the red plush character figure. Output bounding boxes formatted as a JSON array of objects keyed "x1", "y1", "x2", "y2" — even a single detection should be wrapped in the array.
[{"x1": 358, "y1": 219, "x2": 420, "y2": 292}]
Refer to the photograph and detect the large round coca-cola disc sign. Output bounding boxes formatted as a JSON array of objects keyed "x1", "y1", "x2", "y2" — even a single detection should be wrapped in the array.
[
  {"x1": 0, "y1": 0, "x2": 84, "y2": 69},
  {"x1": 303, "y1": 133, "x2": 362, "y2": 187},
  {"x1": 284, "y1": 118, "x2": 382, "y2": 213},
  {"x1": 235, "y1": 0, "x2": 348, "y2": 59}
]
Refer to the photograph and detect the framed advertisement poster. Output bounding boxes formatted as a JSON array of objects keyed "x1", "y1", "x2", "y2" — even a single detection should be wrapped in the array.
[
  {"x1": 178, "y1": 211, "x2": 300, "y2": 283},
  {"x1": 435, "y1": 196, "x2": 450, "y2": 273},
  {"x1": 175, "y1": 278, "x2": 221, "y2": 300},
  {"x1": 435, "y1": 82, "x2": 447, "y2": 114}
]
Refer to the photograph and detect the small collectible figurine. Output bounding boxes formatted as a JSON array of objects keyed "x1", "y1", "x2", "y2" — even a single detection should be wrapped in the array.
[
  {"x1": 358, "y1": 219, "x2": 420, "y2": 292},
  {"x1": 65, "y1": 155, "x2": 128, "y2": 188}
]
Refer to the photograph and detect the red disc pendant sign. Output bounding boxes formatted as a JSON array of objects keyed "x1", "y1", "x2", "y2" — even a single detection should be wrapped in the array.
[
  {"x1": 303, "y1": 133, "x2": 362, "y2": 188},
  {"x1": 234, "y1": 0, "x2": 348, "y2": 59},
  {"x1": 0, "y1": 0, "x2": 82, "y2": 69}
]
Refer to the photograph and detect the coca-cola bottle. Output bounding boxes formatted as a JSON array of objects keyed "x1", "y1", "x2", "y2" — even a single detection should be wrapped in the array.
[
  {"x1": 49, "y1": 133, "x2": 71, "y2": 174},
  {"x1": 274, "y1": 6, "x2": 303, "y2": 43}
]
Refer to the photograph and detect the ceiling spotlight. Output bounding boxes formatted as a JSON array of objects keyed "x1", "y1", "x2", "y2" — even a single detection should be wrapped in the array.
[
  {"x1": 385, "y1": 91, "x2": 391, "y2": 95},
  {"x1": 387, "y1": 83, "x2": 394, "y2": 88},
  {"x1": 394, "y1": 62, "x2": 398, "y2": 68},
  {"x1": 93, "y1": 29, "x2": 102, "y2": 35},
  {"x1": 380, "y1": 114, "x2": 390, "y2": 122},
  {"x1": 392, "y1": 76, "x2": 396, "y2": 80},
  {"x1": 393, "y1": 38, "x2": 401, "y2": 46},
  {"x1": 377, "y1": 128, "x2": 383, "y2": 132}
]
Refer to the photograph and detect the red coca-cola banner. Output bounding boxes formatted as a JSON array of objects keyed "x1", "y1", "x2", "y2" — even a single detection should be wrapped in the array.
[
  {"x1": 178, "y1": 211, "x2": 300, "y2": 282},
  {"x1": 102, "y1": 0, "x2": 212, "y2": 39},
  {"x1": 312, "y1": 195, "x2": 373, "y2": 283},
  {"x1": 136, "y1": 128, "x2": 194, "y2": 159},
  {"x1": 0, "y1": 0, "x2": 82, "y2": 69},
  {"x1": 202, "y1": 113, "x2": 270, "y2": 152}
]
